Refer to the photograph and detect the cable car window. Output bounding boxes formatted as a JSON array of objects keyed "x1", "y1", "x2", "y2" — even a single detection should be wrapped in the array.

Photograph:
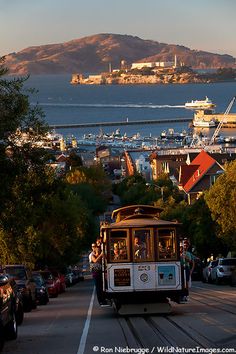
[
  {"x1": 133, "y1": 229, "x2": 154, "y2": 261},
  {"x1": 109, "y1": 230, "x2": 129, "y2": 262},
  {"x1": 158, "y1": 229, "x2": 176, "y2": 260}
]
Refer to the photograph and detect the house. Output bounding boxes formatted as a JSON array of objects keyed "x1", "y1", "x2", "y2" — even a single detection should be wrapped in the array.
[
  {"x1": 95, "y1": 146, "x2": 121, "y2": 177},
  {"x1": 123, "y1": 150, "x2": 152, "y2": 180},
  {"x1": 149, "y1": 149, "x2": 236, "y2": 182},
  {"x1": 178, "y1": 150, "x2": 225, "y2": 204}
]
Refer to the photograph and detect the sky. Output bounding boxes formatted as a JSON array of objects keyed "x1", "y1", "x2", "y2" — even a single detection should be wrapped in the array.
[{"x1": 1, "y1": 0, "x2": 236, "y2": 58}]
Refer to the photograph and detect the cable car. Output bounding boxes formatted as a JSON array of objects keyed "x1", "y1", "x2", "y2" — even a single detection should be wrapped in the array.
[{"x1": 100, "y1": 205, "x2": 183, "y2": 315}]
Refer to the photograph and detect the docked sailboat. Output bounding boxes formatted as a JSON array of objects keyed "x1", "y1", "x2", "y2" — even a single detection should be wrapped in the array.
[{"x1": 185, "y1": 96, "x2": 215, "y2": 109}]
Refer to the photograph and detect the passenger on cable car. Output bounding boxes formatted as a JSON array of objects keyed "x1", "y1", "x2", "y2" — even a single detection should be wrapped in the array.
[
  {"x1": 89, "y1": 243, "x2": 108, "y2": 306},
  {"x1": 180, "y1": 239, "x2": 195, "y2": 302},
  {"x1": 134, "y1": 236, "x2": 146, "y2": 259},
  {"x1": 113, "y1": 243, "x2": 128, "y2": 261}
]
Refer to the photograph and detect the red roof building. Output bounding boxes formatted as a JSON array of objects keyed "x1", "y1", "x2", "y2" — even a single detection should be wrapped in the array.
[{"x1": 178, "y1": 150, "x2": 224, "y2": 204}]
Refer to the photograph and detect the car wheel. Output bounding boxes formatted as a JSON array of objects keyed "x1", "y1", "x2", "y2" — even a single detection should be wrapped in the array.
[
  {"x1": 32, "y1": 298, "x2": 37, "y2": 309},
  {"x1": 16, "y1": 302, "x2": 24, "y2": 325},
  {"x1": 42, "y1": 294, "x2": 49, "y2": 305},
  {"x1": 24, "y1": 295, "x2": 33, "y2": 312},
  {"x1": 0, "y1": 322, "x2": 5, "y2": 351},
  {"x1": 215, "y1": 275, "x2": 221, "y2": 285},
  {"x1": 5, "y1": 311, "x2": 17, "y2": 340}
]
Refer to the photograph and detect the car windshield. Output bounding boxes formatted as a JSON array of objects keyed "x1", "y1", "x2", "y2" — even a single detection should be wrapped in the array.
[
  {"x1": 220, "y1": 259, "x2": 236, "y2": 266},
  {"x1": 33, "y1": 275, "x2": 44, "y2": 285},
  {"x1": 5, "y1": 267, "x2": 26, "y2": 280}
]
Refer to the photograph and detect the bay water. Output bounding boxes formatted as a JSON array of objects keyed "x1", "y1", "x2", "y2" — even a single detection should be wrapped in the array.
[{"x1": 26, "y1": 75, "x2": 236, "y2": 140}]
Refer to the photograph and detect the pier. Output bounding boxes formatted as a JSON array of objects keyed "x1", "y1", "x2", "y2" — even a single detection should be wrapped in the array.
[{"x1": 49, "y1": 117, "x2": 192, "y2": 129}]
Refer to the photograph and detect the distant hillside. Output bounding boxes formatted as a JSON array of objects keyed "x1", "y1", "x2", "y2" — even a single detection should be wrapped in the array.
[{"x1": 3, "y1": 33, "x2": 235, "y2": 75}]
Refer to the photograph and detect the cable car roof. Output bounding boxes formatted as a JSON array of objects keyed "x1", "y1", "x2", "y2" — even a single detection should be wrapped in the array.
[
  {"x1": 104, "y1": 217, "x2": 180, "y2": 229},
  {"x1": 112, "y1": 205, "x2": 163, "y2": 223}
]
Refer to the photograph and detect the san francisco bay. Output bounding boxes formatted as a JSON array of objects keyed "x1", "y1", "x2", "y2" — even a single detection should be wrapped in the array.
[{"x1": 26, "y1": 75, "x2": 236, "y2": 140}]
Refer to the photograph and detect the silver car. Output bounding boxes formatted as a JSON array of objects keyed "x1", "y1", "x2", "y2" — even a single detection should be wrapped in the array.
[
  {"x1": 202, "y1": 260, "x2": 218, "y2": 283},
  {"x1": 211, "y1": 258, "x2": 236, "y2": 284}
]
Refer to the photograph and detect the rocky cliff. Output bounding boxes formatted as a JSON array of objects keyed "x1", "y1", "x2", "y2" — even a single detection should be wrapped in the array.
[{"x1": 3, "y1": 33, "x2": 235, "y2": 75}]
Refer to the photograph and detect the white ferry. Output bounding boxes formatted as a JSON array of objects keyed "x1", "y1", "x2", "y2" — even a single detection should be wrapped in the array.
[
  {"x1": 185, "y1": 96, "x2": 215, "y2": 109},
  {"x1": 193, "y1": 118, "x2": 216, "y2": 128}
]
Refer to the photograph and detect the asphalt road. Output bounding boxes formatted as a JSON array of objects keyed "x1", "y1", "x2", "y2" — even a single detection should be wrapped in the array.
[{"x1": 2, "y1": 280, "x2": 236, "y2": 354}]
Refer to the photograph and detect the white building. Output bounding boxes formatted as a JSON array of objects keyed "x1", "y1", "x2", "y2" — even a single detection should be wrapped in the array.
[
  {"x1": 131, "y1": 56, "x2": 177, "y2": 70},
  {"x1": 135, "y1": 154, "x2": 152, "y2": 180},
  {"x1": 131, "y1": 62, "x2": 156, "y2": 70}
]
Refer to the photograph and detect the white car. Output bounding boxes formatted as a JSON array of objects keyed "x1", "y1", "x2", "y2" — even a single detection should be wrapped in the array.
[{"x1": 211, "y1": 258, "x2": 236, "y2": 284}]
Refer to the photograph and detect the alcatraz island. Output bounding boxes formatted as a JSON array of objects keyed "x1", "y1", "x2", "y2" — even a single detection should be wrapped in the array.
[{"x1": 71, "y1": 56, "x2": 236, "y2": 85}]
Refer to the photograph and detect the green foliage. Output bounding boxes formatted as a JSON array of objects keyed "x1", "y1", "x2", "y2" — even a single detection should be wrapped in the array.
[
  {"x1": 114, "y1": 173, "x2": 182, "y2": 207},
  {"x1": 0, "y1": 61, "x2": 109, "y2": 268},
  {"x1": 205, "y1": 160, "x2": 236, "y2": 251}
]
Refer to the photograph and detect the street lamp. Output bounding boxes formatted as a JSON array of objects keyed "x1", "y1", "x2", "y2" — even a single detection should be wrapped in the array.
[{"x1": 146, "y1": 182, "x2": 164, "y2": 201}]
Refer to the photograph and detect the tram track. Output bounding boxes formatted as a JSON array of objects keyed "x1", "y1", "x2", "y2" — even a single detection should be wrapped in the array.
[
  {"x1": 117, "y1": 313, "x2": 216, "y2": 350},
  {"x1": 115, "y1": 285, "x2": 236, "y2": 351},
  {"x1": 189, "y1": 287, "x2": 236, "y2": 315}
]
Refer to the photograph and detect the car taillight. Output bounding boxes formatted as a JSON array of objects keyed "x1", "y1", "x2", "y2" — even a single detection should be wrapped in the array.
[{"x1": 219, "y1": 267, "x2": 224, "y2": 272}]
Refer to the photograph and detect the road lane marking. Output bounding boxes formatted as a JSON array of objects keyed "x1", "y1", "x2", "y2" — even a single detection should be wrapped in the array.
[{"x1": 76, "y1": 286, "x2": 95, "y2": 354}]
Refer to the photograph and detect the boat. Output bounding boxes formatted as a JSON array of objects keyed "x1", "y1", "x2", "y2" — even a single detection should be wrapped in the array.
[
  {"x1": 193, "y1": 118, "x2": 216, "y2": 128},
  {"x1": 185, "y1": 96, "x2": 215, "y2": 109}
]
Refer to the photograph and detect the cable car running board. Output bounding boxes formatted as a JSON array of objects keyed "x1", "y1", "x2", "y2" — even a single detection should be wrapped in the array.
[{"x1": 116, "y1": 301, "x2": 172, "y2": 315}]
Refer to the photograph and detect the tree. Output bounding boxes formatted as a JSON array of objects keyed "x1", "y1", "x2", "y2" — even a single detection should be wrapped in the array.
[
  {"x1": 205, "y1": 161, "x2": 236, "y2": 251},
  {"x1": 0, "y1": 61, "x2": 100, "y2": 267}
]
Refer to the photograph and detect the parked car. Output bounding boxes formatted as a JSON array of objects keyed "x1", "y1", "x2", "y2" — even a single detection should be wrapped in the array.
[
  {"x1": 211, "y1": 258, "x2": 236, "y2": 284},
  {"x1": 0, "y1": 274, "x2": 18, "y2": 351},
  {"x1": 202, "y1": 260, "x2": 218, "y2": 283},
  {"x1": 32, "y1": 272, "x2": 49, "y2": 305},
  {"x1": 3, "y1": 265, "x2": 37, "y2": 312},
  {"x1": 73, "y1": 268, "x2": 84, "y2": 282},
  {"x1": 64, "y1": 271, "x2": 74, "y2": 287},
  {"x1": 50, "y1": 271, "x2": 66, "y2": 293},
  {"x1": 8, "y1": 278, "x2": 24, "y2": 326},
  {"x1": 39, "y1": 271, "x2": 59, "y2": 298}
]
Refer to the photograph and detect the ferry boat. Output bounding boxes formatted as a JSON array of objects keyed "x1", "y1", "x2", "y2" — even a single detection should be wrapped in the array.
[
  {"x1": 193, "y1": 118, "x2": 216, "y2": 128},
  {"x1": 185, "y1": 96, "x2": 215, "y2": 109}
]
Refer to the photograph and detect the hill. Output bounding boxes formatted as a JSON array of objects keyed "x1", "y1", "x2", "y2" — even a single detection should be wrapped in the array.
[{"x1": 3, "y1": 33, "x2": 235, "y2": 75}]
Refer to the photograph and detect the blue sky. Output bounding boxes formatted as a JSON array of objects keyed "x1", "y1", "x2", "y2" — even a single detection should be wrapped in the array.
[{"x1": 1, "y1": 0, "x2": 235, "y2": 58}]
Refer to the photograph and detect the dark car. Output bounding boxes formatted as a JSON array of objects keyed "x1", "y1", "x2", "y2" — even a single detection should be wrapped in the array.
[
  {"x1": 191, "y1": 256, "x2": 204, "y2": 281},
  {"x1": 8, "y1": 278, "x2": 24, "y2": 326},
  {"x1": 3, "y1": 265, "x2": 37, "y2": 312},
  {"x1": 0, "y1": 274, "x2": 18, "y2": 351},
  {"x1": 32, "y1": 272, "x2": 49, "y2": 305}
]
